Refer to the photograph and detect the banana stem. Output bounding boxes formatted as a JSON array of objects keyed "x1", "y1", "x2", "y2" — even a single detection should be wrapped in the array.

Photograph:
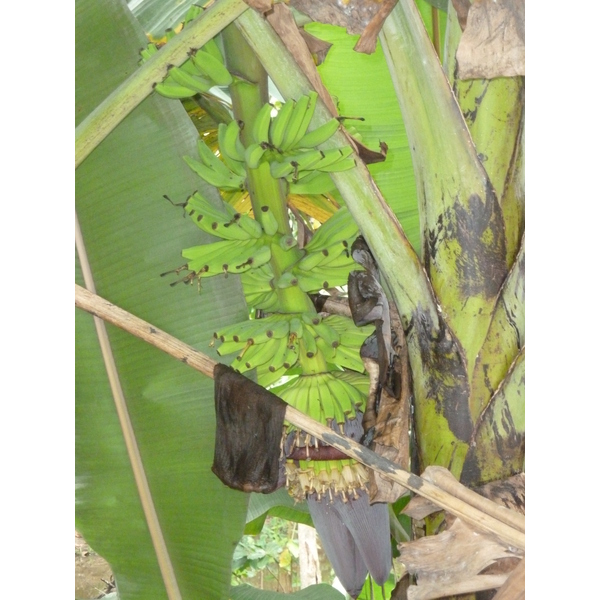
[{"x1": 221, "y1": 25, "x2": 317, "y2": 319}]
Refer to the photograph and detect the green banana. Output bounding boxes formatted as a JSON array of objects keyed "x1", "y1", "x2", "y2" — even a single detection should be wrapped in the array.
[
  {"x1": 252, "y1": 102, "x2": 274, "y2": 145},
  {"x1": 244, "y1": 290, "x2": 280, "y2": 312},
  {"x1": 289, "y1": 317, "x2": 304, "y2": 341},
  {"x1": 217, "y1": 316, "x2": 277, "y2": 344},
  {"x1": 269, "y1": 337, "x2": 292, "y2": 373},
  {"x1": 235, "y1": 337, "x2": 281, "y2": 372},
  {"x1": 300, "y1": 325, "x2": 318, "y2": 359},
  {"x1": 302, "y1": 312, "x2": 322, "y2": 327},
  {"x1": 194, "y1": 140, "x2": 236, "y2": 180},
  {"x1": 282, "y1": 341, "x2": 299, "y2": 370},
  {"x1": 182, "y1": 238, "x2": 268, "y2": 277},
  {"x1": 258, "y1": 363, "x2": 289, "y2": 388},
  {"x1": 296, "y1": 249, "x2": 328, "y2": 272},
  {"x1": 315, "y1": 335, "x2": 336, "y2": 363},
  {"x1": 279, "y1": 234, "x2": 297, "y2": 250},
  {"x1": 183, "y1": 155, "x2": 245, "y2": 191},
  {"x1": 293, "y1": 118, "x2": 341, "y2": 150},
  {"x1": 285, "y1": 91, "x2": 319, "y2": 151},
  {"x1": 269, "y1": 99, "x2": 295, "y2": 149},
  {"x1": 315, "y1": 374, "x2": 337, "y2": 424},
  {"x1": 167, "y1": 65, "x2": 213, "y2": 93},
  {"x1": 154, "y1": 81, "x2": 197, "y2": 99},
  {"x1": 240, "y1": 264, "x2": 275, "y2": 293},
  {"x1": 274, "y1": 272, "x2": 298, "y2": 289},
  {"x1": 191, "y1": 49, "x2": 233, "y2": 86},
  {"x1": 201, "y1": 37, "x2": 224, "y2": 64},
  {"x1": 188, "y1": 205, "x2": 253, "y2": 242},
  {"x1": 331, "y1": 344, "x2": 365, "y2": 373},
  {"x1": 311, "y1": 319, "x2": 341, "y2": 349},
  {"x1": 318, "y1": 243, "x2": 351, "y2": 267},
  {"x1": 216, "y1": 339, "x2": 250, "y2": 357},
  {"x1": 140, "y1": 43, "x2": 158, "y2": 62},
  {"x1": 332, "y1": 370, "x2": 371, "y2": 398},
  {"x1": 242, "y1": 242, "x2": 272, "y2": 271},
  {"x1": 280, "y1": 93, "x2": 311, "y2": 152},
  {"x1": 295, "y1": 264, "x2": 356, "y2": 289},
  {"x1": 325, "y1": 377, "x2": 359, "y2": 420},
  {"x1": 244, "y1": 143, "x2": 267, "y2": 169},
  {"x1": 289, "y1": 172, "x2": 336, "y2": 195},
  {"x1": 218, "y1": 121, "x2": 245, "y2": 163},
  {"x1": 304, "y1": 207, "x2": 359, "y2": 253},
  {"x1": 310, "y1": 147, "x2": 354, "y2": 172},
  {"x1": 237, "y1": 214, "x2": 264, "y2": 239},
  {"x1": 248, "y1": 318, "x2": 290, "y2": 344},
  {"x1": 259, "y1": 205, "x2": 279, "y2": 236},
  {"x1": 270, "y1": 149, "x2": 324, "y2": 180},
  {"x1": 294, "y1": 270, "x2": 331, "y2": 293},
  {"x1": 317, "y1": 156, "x2": 356, "y2": 173}
]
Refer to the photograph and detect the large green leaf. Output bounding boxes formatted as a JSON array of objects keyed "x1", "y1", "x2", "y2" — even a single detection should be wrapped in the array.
[
  {"x1": 303, "y1": 23, "x2": 420, "y2": 254},
  {"x1": 75, "y1": 1, "x2": 251, "y2": 598}
]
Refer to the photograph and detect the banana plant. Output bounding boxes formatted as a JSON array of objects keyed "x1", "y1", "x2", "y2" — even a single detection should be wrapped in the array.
[{"x1": 76, "y1": 0, "x2": 524, "y2": 598}]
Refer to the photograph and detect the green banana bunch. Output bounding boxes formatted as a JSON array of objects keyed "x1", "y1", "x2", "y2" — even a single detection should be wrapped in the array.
[
  {"x1": 217, "y1": 121, "x2": 247, "y2": 177},
  {"x1": 184, "y1": 137, "x2": 246, "y2": 191},
  {"x1": 288, "y1": 172, "x2": 337, "y2": 195},
  {"x1": 141, "y1": 33, "x2": 233, "y2": 100},
  {"x1": 184, "y1": 192, "x2": 263, "y2": 241},
  {"x1": 272, "y1": 207, "x2": 361, "y2": 292},
  {"x1": 277, "y1": 372, "x2": 369, "y2": 498},
  {"x1": 240, "y1": 266, "x2": 280, "y2": 312},
  {"x1": 181, "y1": 237, "x2": 271, "y2": 279}
]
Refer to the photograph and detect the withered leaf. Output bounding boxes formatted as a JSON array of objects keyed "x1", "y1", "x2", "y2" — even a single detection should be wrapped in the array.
[
  {"x1": 290, "y1": 0, "x2": 382, "y2": 35},
  {"x1": 266, "y1": 2, "x2": 338, "y2": 115},
  {"x1": 451, "y1": 0, "x2": 472, "y2": 31},
  {"x1": 298, "y1": 27, "x2": 333, "y2": 66},
  {"x1": 212, "y1": 364, "x2": 287, "y2": 493},
  {"x1": 243, "y1": 0, "x2": 274, "y2": 14},
  {"x1": 348, "y1": 236, "x2": 410, "y2": 503},
  {"x1": 456, "y1": 0, "x2": 525, "y2": 79},
  {"x1": 399, "y1": 518, "x2": 522, "y2": 600}
]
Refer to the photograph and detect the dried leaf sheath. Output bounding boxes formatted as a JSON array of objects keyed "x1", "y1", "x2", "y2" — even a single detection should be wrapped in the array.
[{"x1": 212, "y1": 364, "x2": 287, "y2": 493}]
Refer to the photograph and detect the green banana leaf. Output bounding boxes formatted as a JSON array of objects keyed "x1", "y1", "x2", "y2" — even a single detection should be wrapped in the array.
[
  {"x1": 304, "y1": 22, "x2": 420, "y2": 255},
  {"x1": 75, "y1": 0, "x2": 252, "y2": 598}
]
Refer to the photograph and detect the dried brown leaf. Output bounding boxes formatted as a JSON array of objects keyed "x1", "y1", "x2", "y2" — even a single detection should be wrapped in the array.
[
  {"x1": 492, "y1": 557, "x2": 524, "y2": 600},
  {"x1": 354, "y1": 0, "x2": 398, "y2": 55},
  {"x1": 298, "y1": 28, "x2": 333, "y2": 65},
  {"x1": 290, "y1": 0, "x2": 382, "y2": 35},
  {"x1": 399, "y1": 518, "x2": 521, "y2": 600},
  {"x1": 243, "y1": 0, "x2": 274, "y2": 14},
  {"x1": 456, "y1": 0, "x2": 525, "y2": 79},
  {"x1": 451, "y1": 0, "x2": 472, "y2": 31},
  {"x1": 402, "y1": 495, "x2": 442, "y2": 520},
  {"x1": 266, "y1": 3, "x2": 338, "y2": 115}
]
